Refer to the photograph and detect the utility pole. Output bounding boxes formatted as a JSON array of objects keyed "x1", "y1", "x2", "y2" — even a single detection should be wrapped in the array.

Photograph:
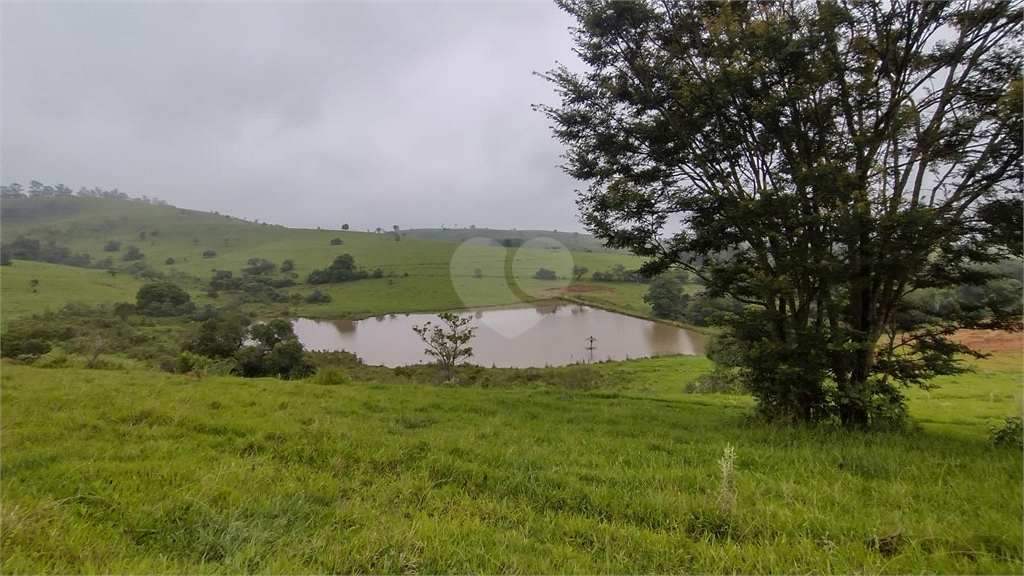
[{"x1": 585, "y1": 336, "x2": 597, "y2": 363}]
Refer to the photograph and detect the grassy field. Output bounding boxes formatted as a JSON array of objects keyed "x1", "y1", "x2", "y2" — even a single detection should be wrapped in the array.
[
  {"x1": 1, "y1": 198, "x2": 652, "y2": 323},
  {"x1": 2, "y1": 343, "x2": 1021, "y2": 574}
]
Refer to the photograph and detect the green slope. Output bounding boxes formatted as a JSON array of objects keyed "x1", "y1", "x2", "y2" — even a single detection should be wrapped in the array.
[{"x1": 1, "y1": 197, "x2": 654, "y2": 322}]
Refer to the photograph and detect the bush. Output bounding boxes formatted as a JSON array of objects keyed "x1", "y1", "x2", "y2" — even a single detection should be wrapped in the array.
[
  {"x1": 176, "y1": 351, "x2": 216, "y2": 374},
  {"x1": 232, "y1": 320, "x2": 314, "y2": 379},
  {"x1": 330, "y1": 238, "x2": 344, "y2": 245},
  {"x1": 122, "y1": 245, "x2": 145, "y2": 261},
  {"x1": 305, "y1": 290, "x2": 332, "y2": 304},
  {"x1": 281, "y1": 259, "x2": 295, "y2": 272},
  {"x1": 243, "y1": 258, "x2": 277, "y2": 275},
  {"x1": 0, "y1": 334, "x2": 52, "y2": 358},
  {"x1": 990, "y1": 416, "x2": 1023, "y2": 448},
  {"x1": 0, "y1": 253, "x2": 11, "y2": 266},
  {"x1": 202, "y1": 250, "x2": 217, "y2": 258},
  {"x1": 534, "y1": 268, "x2": 558, "y2": 280},
  {"x1": 307, "y1": 254, "x2": 369, "y2": 284},
  {"x1": 103, "y1": 240, "x2": 121, "y2": 252},
  {"x1": 165, "y1": 257, "x2": 175, "y2": 265},
  {"x1": 136, "y1": 282, "x2": 194, "y2": 316},
  {"x1": 313, "y1": 366, "x2": 350, "y2": 385}
]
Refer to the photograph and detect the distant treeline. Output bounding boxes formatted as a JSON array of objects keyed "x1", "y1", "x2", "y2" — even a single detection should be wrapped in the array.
[{"x1": 1, "y1": 181, "x2": 171, "y2": 206}]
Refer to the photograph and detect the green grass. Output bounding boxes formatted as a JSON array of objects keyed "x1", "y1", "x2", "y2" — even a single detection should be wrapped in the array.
[
  {"x1": 2, "y1": 350, "x2": 1021, "y2": 574},
  {"x1": 1, "y1": 198, "x2": 654, "y2": 322},
  {"x1": 0, "y1": 261, "x2": 149, "y2": 321}
]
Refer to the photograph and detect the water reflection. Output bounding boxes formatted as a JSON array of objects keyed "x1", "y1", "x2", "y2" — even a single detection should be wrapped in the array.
[{"x1": 293, "y1": 305, "x2": 704, "y2": 368}]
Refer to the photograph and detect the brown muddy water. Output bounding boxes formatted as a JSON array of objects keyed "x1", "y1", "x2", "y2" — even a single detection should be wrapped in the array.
[{"x1": 292, "y1": 303, "x2": 705, "y2": 368}]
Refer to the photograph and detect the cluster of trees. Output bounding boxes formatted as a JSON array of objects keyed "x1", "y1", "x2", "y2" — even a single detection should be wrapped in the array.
[
  {"x1": 0, "y1": 181, "x2": 170, "y2": 205},
  {"x1": 539, "y1": 0, "x2": 1022, "y2": 426},
  {"x1": 182, "y1": 316, "x2": 314, "y2": 379},
  {"x1": 307, "y1": 254, "x2": 382, "y2": 284},
  {"x1": 644, "y1": 277, "x2": 741, "y2": 327},
  {"x1": 0, "y1": 237, "x2": 111, "y2": 269},
  {"x1": 0, "y1": 286, "x2": 316, "y2": 380},
  {"x1": 591, "y1": 265, "x2": 650, "y2": 283}
]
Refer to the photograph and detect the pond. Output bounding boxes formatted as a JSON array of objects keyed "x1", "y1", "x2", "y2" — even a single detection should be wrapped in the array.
[{"x1": 291, "y1": 303, "x2": 704, "y2": 368}]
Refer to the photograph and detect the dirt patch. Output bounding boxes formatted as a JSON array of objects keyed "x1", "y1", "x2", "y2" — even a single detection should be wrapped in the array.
[
  {"x1": 954, "y1": 329, "x2": 1024, "y2": 353},
  {"x1": 545, "y1": 284, "x2": 611, "y2": 294}
]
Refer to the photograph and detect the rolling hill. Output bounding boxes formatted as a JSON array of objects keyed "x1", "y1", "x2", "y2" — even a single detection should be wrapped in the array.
[{"x1": 0, "y1": 197, "x2": 653, "y2": 322}]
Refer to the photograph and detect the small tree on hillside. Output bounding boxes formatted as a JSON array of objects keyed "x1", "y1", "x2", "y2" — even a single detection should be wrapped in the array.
[
  {"x1": 412, "y1": 312, "x2": 477, "y2": 381},
  {"x1": 122, "y1": 245, "x2": 144, "y2": 261}
]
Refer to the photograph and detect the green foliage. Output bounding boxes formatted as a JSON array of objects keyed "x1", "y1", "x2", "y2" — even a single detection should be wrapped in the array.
[
  {"x1": 330, "y1": 237, "x2": 343, "y2": 246},
  {"x1": 0, "y1": 252, "x2": 11, "y2": 266},
  {"x1": 644, "y1": 276, "x2": 688, "y2": 320},
  {"x1": 135, "y1": 282, "x2": 194, "y2": 317},
  {"x1": 540, "y1": 0, "x2": 1023, "y2": 426},
  {"x1": 103, "y1": 240, "x2": 121, "y2": 252},
  {"x1": 0, "y1": 333, "x2": 53, "y2": 359},
  {"x1": 121, "y1": 245, "x2": 144, "y2": 261},
  {"x1": 307, "y1": 254, "x2": 369, "y2": 284},
  {"x1": 311, "y1": 366, "x2": 350, "y2": 386},
  {"x1": 591, "y1": 265, "x2": 649, "y2": 283},
  {"x1": 202, "y1": 250, "x2": 217, "y2": 258},
  {"x1": 280, "y1": 259, "x2": 295, "y2": 272},
  {"x1": 534, "y1": 268, "x2": 557, "y2": 280},
  {"x1": 243, "y1": 258, "x2": 277, "y2": 275},
  {"x1": 304, "y1": 289, "x2": 332, "y2": 304},
  {"x1": 990, "y1": 416, "x2": 1024, "y2": 449},
  {"x1": 184, "y1": 310, "x2": 251, "y2": 359},
  {"x1": 165, "y1": 257, "x2": 175, "y2": 265},
  {"x1": 233, "y1": 319, "x2": 314, "y2": 379},
  {"x1": 412, "y1": 312, "x2": 477, "y2": 381},
  {"x1": 0, "y1": 237, "x2": 94, "y2": 268}
]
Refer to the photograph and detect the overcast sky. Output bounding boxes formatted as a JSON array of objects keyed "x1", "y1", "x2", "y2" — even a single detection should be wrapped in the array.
[{"x1": 2, "y1": 1, "x2": 588, "y2": 232}]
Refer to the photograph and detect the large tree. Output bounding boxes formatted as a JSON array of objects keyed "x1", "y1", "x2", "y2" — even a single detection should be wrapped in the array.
[{"x1": 538, "y1": 0, "x2": 1022, "y2": 425}]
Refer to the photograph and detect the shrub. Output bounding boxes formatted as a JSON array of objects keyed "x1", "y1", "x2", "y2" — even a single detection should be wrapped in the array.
[
  {"x1": 136, "y1": 282, "x2": 194, "y2": 316},
  {"x1": 122, "y1": 245, "x2": 144, "y2": 261},
  {"x1": 103, "y1": 240, "x2": 121, "y2": 252},
  {"x1": 307, "y1": 254, "x2": 369, "y2": 284},
  {"x1": 534, "y1": 268, "x2": 557, "y2": 280},
  {"x1": 312, "y1": 366, "x2": 350, "y2": 385},
  {"x1": 281, "y1": 259, "x2": 295, "y2": 272},
  {"x1": 0, "y1": 253, "x2": 11, "y2": 266},
  {"x1": 202, "y1": 250, "x2": 217, "y2": 258},
  {"x1": 0, "y1": 334, "x2": 52, "y2": 358},
  {"x1": 176, "y1": 351, "x2": 216, "y2": 374},
  {"x1": 305, "y1": 290, "x2": 332, "y2": 304},
  {"x1": 243, "y1": 258, "x2": 277, "y2": 275},
  {"x1": 330, "y1": 238, "x2": 343, "y2": 245},
  {"x1": 990, "y1": 416, "x2": 1023, "y2": 448},
  {"x1": 165, "y1": 257, "x2": 175, "y2": 265}
]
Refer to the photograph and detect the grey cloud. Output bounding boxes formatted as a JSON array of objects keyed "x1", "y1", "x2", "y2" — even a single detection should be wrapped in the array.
[{"x1": 2, "y1": 1, "x2": 585, "y2": 231}]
